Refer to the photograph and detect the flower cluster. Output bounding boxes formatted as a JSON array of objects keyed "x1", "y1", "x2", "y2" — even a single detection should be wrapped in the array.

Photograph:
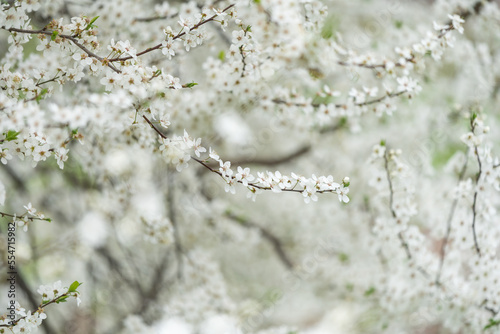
[
  {"x1": 141, "y1": 216, "x2": 174, "y2": 245},
  {"x1": 0, "y1": 302, "x2": 47, "y2": 334},
  {"x1": 0, "y1": 281, "x2": 81, "y2": 334}
]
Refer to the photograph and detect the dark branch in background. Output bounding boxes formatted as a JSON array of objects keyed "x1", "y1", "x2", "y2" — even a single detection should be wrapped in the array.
[
  {"x1": 208, "y1": 145, "x2": 311, "y2": 168},
  {"x1": 457, "y1": 0, "x2": 493, "y2": 21},
  {"x1": 272, "y1": 90, "x2": 406, "y2": 111},
  {"x1": 225, "y1": 211, "x2": 294, "y2": 270},
  {"x1": 136, "y1": 249, "x2": 175, "y2": 317},
  {"x1": 95, "y1": 246, "x2": 144, "y2": 293},
  {"x1": 134, "y1": 13, "x2": 177, "y2": 23},
  {"x1": 436, "y1": 147, "x2": 470, "y2": 284}
]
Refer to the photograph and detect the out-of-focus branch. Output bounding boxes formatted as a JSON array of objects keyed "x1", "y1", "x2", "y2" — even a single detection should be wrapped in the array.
[{"x1": 225, "y1": 211, "x2": 294, "y2": 270}]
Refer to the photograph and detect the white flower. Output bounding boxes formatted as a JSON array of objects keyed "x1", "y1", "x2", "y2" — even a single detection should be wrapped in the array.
[
  {"x1": 209, "y1": 147, "x2": 221, "y2": 162},
  {"x1": 302, "y1": 186, "x2": 318, "y2": 203},
  {"x1": 219, "y1": 161, "x2": 233, "y2": 177},
  {"x1": 448, "y1": 14, "x2": 465, "y2": 34},
  {"x1": 336, "y1": 186, "x2": 350, "y2": 203},
  {"x1": 192, "y1": 138, "x2": 206, "y2": 157},
  {"x1": 24, "y1": 202, "x2": 36, "y2": 216},
  {"x1": 235, "y1": 166, "x2": 254, "y2": 186},
  {"x1": 161, "y1": 37, "x2": 176, "y2": 59},
  {"x1": 213, "y1": 8, "x2": 227, "y2": 18},
  {"x1": 0, "y1": 149, "x2": 12, "y2": 164}
]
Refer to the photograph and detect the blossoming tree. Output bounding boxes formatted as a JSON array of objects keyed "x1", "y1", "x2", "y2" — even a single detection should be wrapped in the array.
[{"x1": 1, "y1": 0, "x2": 500, "y2": 333}]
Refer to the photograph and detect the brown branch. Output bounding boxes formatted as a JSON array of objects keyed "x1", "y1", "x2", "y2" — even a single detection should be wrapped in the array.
[
  {"x1": 471, "y1": 144, "x2": 482, "y2": 256},
  {"x1": 383, "y1": 150, "x2": 397, "y2": 219},
  {"x1": 0, "y1": 211, "x2": 50, "y2": 222},
  {"x1": 2, "y1": 27, "x2": 120, "y2": 73},
  {"x1": 109, "y1": 4, "x2": 235, "y2": 62}
]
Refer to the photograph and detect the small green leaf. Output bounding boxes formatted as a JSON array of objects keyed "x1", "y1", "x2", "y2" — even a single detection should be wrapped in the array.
[
  {"x1": 380, "y1": 139, "x2": 386, "y2": 146},
  {"x1": 55, "y1": 296, "x2": 69, "y2": 303},
  {"x1": 394, "y1": 20, "x2": 403, "y2": 29},
  {"x1": 36, "y1": 88, "x2": 48, "y2": 102},
  {"x1": 218, "y1": 51, "x2": 225, "y2": 61},
  {"x1": 484, "y1": 318, "x2": 500, "y2": 330},
  {"x1": 68, "y1": 281, "x2": 82, "y2": 293},
  {"x1": 338, "y1": 253, "x2": 349, "y2": 263},
  {"x1": 364, "y1": 286, "x2": 376, "y2": 296},
  {"x1": 185, "y1": 82, "x2": 198, "y2": 88},
  {"x1": 5, "y1": 130, "x2": 20, "y2": 142},
  {"x1": 246, "y1": 25, "x2": 252, "y2": 32},
  {"x1": 51, "y1": 30, "x2": 59, "y2": 41},
  {"x1": 253, "y1": 0, "x2": 261, "y2": 3},
  {"x1": 85, "y1": 16, "x2": 100, "y2": 30}
]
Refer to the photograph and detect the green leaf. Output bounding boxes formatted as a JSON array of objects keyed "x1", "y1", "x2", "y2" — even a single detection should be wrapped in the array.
[
  {"x1": 85, "y1": 16, "x2": 100, "y2": 30},
  {"x1": 364, "y1": 286, "x2": 376, "y2": 296},
  {"x1": 51, "y1": 30, "x2": 59, "y2": 41},
  {"x1": 253, "y1": 0, "x2": 261, "y2": 3},
  {"x1": 246, "y1": 25, "x2": 252, "y2": 32},
  {"x1": 338, "y1": 253, "x2": 349, "y2": 263},
  {"x1": 394, "y1": 20, "x2": 403, "y2": 29},
  {"x1": 55, "y1": 295, "x2": 69, "y2": 303},
  {"x1": 36, "y1": 88, "x2": 48, "y2": 103},
  {"x1": 185, "y1": 82, "x2": 198, "y2": 88},
  {"x1": 18, "y1": 90, "x2": 26, "y2": 100},
  {"x1": 5, "y1": 130, "x2": 20, "y2": 142},
  {"x1": 484, "y1": 318, "x2": 500, "y2": 330},
  {"x1": 380, "y1": 139, "x2": 386, "y2": 146},
  {"x1": 68, "y1": 281, "x2": 82, "y2": 293},
  {"x1": 218, "y1": 51, "x2": 225, "y2": 61}
]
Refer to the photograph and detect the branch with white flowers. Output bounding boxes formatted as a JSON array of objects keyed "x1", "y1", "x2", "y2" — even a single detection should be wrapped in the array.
[
  {"x1": 0, "y1": 281, "x2": 82, "y2": 331},
  {"x1": 143, "y1": 115, "x2": 350, "y2": 204}
]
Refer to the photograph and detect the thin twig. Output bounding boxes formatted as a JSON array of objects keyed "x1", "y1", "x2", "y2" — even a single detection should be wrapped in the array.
[
  {"x1": 3, "y1": 27, "x2": 120, "y2": 73},
  {"x1": 109, "y1": 4, "x2": 235, "y2": 62},
  {"x1": 471, "y1": 144, "x2": 482, "y2": 256}
]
